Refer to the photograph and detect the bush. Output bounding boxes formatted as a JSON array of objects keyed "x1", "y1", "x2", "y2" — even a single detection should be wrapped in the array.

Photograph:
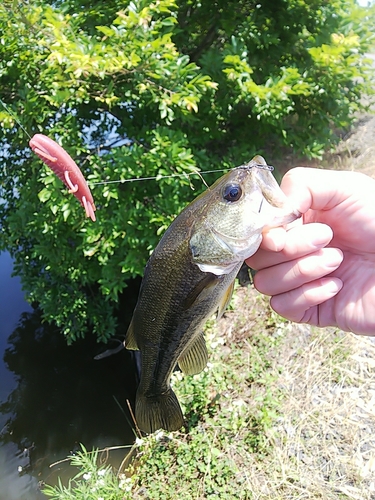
[{"x1": 0, "y1": 0, "x2": 373, "y2": 342}]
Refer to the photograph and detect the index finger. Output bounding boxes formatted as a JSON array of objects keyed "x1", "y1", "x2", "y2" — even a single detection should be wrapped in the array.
[
  {"x1": 281, "y1": 167, "x2": 368, "y2": 214},
  {"x1": 247, "y1": 222, "x2": 333, "y2": 270}
]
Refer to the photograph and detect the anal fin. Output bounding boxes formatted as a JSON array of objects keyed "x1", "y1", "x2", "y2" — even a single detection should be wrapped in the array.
[{"x1": 178, "y1": 332, "x2": 208, "y2": 375}]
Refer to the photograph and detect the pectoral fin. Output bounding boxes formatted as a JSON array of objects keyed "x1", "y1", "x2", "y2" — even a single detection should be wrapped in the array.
[
  {"x1": 183, "y1": 273, "x2": 221, "y2": 310},
  {"x1": 178, "y1": 332, "x2": 208, "y2": 375},
  {"x1": 217, "y1": 280, "x2": 235, "y2": 319},
  {"x1": 125, "y1": 319, "x2": 139, "y2": 350}
]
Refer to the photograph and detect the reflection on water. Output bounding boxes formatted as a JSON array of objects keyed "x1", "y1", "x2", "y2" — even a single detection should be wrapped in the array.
[
  {"x1": 0, "y1": 252, "x2": 139, "y2": 500},
  {"x1": 0, "y1": 252, "x2": 32, "y2": 401}
]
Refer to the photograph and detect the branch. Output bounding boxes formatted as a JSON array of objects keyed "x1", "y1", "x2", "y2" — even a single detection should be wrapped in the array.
[{"x1": 189, "y1": 22, "x2": 220, "y2": 63}]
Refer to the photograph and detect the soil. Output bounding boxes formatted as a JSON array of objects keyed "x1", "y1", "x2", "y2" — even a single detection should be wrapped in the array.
[
  {"x1": 275, "y1": 112, "x2": 375, "y2": 179},
  {"x1": 321, "y1": 114, "x2": 375, "y2": 178},
  {"x1": 219, "y1": 110, "x2": 375, "y2": 497}
]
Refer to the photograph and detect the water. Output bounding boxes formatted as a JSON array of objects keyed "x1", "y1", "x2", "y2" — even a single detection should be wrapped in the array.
[{"x1": 0, "y1": 252, "x2": 139, "y2": 499}]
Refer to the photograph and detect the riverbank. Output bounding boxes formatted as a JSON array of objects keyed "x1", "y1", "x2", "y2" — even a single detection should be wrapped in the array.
[
  {"x1": 42, "y1": 112, "x2": 375, "y2": 499},
  {"x1": 43, "y1": 284, "x2": 375, "y2": 499}
]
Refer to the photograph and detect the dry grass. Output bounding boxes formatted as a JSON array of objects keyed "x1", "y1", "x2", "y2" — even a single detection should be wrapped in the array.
[
  {"x1": 126, "y1": 114, "x2": 375, "y2": 500},
  {"x1": 274, "y1": 112, "x2": 375, "y2": 180},
  {"x1": 51, "y1": 283, "x2": 375, "y2": 500},
  {"x1": 324, "y1": 115, "x2": 375, "y2": 178},
  {"x1": 220, "y1": 287, "x2": 375, "y2": 500},
  {"x1": 125, "y1": 284, "x2": 375, "y2": 499},
  {"x1": 230, "y1": 114, "x2": 375, "y2": 499}
]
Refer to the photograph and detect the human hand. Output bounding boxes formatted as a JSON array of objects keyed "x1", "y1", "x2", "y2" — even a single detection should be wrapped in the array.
[{"x1": 246, "y1": 167, "x2": 375, "y2": 335}]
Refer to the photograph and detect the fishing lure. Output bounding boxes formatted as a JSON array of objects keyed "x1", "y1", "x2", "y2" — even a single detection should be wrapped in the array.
[{"x1": 29, "y1": 134, "x2": 96, "y2": 222}]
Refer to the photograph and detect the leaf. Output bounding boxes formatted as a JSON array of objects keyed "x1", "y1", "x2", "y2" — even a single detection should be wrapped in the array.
[
  {"x1": 96, "y1": 25, "x2": 116, "y2": 37},
  {"x1": 38, "y1": 188, "x2": 52, "y2": 203}
]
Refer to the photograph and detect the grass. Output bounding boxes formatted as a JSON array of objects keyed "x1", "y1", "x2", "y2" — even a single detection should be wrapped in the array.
[{"x1": 43, "y1": 286, "x2": 375, "y2": 500}]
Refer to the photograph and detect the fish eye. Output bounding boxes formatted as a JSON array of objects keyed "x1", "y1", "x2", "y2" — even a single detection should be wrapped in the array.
[{"x1": 223, "y1": 184, "x2": 242, "y2": 202}]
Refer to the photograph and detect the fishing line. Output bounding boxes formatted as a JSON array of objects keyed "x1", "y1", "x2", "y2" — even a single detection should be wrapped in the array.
[
  {"x1": 88, "y1": 162, "x2": 274, "y2": 187},
  {"x1": 0, "y1": 99, "x2": 273, "y2": 188},
  {"x1": 89, "y1": 169, "x2": 229, "y2": 186},
  {"x1": 0, "y1": 98, "x2": 32, "y2": 140}
]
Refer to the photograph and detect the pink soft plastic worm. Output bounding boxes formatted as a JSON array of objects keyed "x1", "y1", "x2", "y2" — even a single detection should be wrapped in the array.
[{"x1": 29, "y1": 134, "x2": 96, "y2": 222}]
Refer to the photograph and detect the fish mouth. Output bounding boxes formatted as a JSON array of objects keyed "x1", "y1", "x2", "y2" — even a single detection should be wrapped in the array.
[
  {"x1": 257, "y1": 194, "x2": 301, "y2": 228},
  {"x1": 237, "y1": 158, "x2": 274, "y2": 173}
]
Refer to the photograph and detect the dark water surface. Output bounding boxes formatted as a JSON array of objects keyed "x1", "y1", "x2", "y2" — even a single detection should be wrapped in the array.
[{"x1": 0, "y1": 252, "x2": 138, "y2": 499}]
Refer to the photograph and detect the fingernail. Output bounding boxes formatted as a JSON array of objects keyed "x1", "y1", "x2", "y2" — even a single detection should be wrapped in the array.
[
  {"x1": 321, "y1": 277, "x2": 343, "y2": 294},
  {"x1": 312, "y1": 225, "x2": 334, "y2": 247},
  {"x1": 324, "y1": 248, "x2": 344, "y2": 269}
]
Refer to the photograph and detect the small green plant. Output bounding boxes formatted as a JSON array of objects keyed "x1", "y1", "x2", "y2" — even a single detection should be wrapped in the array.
[{"x1": 43, "y1": 445, "x2": 128, "y2": 500}]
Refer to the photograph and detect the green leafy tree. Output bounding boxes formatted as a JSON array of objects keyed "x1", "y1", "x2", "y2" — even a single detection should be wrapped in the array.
[{"x1": 0, "y1": 0, "x2": 373, "y2": 342}]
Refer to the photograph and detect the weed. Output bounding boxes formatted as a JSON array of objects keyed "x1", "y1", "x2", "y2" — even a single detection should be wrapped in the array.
[
  {"x1": 43, "y1": 445, "x2": 128, "y2": 499},
  {"x1": 43, "y1": 287, "x2": 375, "y2": 500}
]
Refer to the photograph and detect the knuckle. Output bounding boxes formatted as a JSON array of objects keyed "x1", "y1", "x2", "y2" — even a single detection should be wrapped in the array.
[{"x1": 295, "y1": 258, "x2": 312, "y2": 279}]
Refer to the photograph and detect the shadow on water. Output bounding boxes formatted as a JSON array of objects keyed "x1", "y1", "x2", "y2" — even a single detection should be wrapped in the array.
[{"x1": 0, "y1": 252, "x2": 140, "y2": 500}]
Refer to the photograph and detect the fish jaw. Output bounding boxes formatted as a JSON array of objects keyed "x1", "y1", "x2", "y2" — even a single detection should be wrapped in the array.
[
  {"x1": 190, "y1": 163, "x2": 301, "y2": 276},
  {"x1": 190, "y1": 201, "x2": 300, "y2": 276},
  {"x1": 192, "y1": 223, "x2": 262, "y2": 275},
  {"x1": 193, "y1": 209, "x2": 300, "y2": 276}
]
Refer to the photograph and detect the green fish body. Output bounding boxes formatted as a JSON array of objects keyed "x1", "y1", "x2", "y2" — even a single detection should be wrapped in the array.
[{"x1": 126, "y1": 156, "x2": 300, "y2": 434}]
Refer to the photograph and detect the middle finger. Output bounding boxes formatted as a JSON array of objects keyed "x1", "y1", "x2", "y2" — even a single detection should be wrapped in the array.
[{"x1": 253, "y1": 247, "x2": 343, "y2": 296}]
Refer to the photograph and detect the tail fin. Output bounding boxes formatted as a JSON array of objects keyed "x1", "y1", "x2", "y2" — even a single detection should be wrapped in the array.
[{"x1": 135, "y1": 388, "x2": 184, "y2": 434}]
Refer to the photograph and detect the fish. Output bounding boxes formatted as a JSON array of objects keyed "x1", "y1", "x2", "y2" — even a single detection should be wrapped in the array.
[{"x1": 125, "y1": 156, "x2": 300, "y2": 434}]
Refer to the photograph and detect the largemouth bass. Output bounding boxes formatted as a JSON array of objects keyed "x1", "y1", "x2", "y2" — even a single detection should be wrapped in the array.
[{"x1": 126, "y1": 156, "x2": 300, "y2": 434}]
